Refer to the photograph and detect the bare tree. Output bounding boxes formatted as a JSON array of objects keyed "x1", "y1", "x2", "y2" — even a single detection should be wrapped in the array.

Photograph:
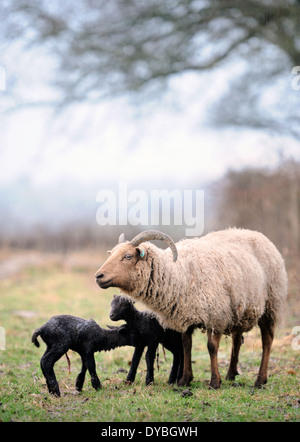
[
  {"x1": 1, "y1": 0, "x2": 299, "y2": 133},
  {"x1": 213, "y1": 159, "x2": 300, "y2": 256}
]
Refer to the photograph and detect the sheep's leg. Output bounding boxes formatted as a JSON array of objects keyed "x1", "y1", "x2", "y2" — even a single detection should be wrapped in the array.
[
  {"x1": 40, "y1": 347, "x2": 65, "y2": 397},
  {"x1": 145, "y1": 344, "x2": 158, "y2": 385},
  {"x1": 126, "y1": 346, "x2": 144, "y2": 384},
  {"x1": 76, "y1": 355, "x2": 87, "y2": 391},
  {"x1": 207, "y1": 330, "x2": 222, "y2": 389},
  {"x1": 85, "y1": 354, "x2": 102, "y2": 390},
  {"x1": 255, "y1": 320, "x2": 274, "y2": 388},
  {"x1": 226, "y1": 331, "x2": 244, "y2": 381},
  {"x1": 178, "y1": 332, "x2": 193, "y2": 386}
]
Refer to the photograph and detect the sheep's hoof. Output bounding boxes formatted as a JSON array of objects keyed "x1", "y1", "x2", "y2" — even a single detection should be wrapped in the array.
[
  {"x1": 178, "y1": 374, "x2": 193, "y2": 387},
  {"x1": 254, "y1": 377, "x2": 267, "y2": 388},
  {"x1": 225, "y1": 369, "x2": 239, "y2": 381},
  {"x1": 209, "y1": 376, "x2": 221, "y2": 390}
]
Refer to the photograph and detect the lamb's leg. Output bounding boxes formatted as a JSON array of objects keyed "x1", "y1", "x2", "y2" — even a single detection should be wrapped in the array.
[
  {"x1": 168, "y1": 346, "x2": 184, "y2": 384},
  {"x1": 126, "y1": 345, "x2": 144, "y2": 384},
  {"x1": 85, "y1": 354, "x2": 102, "y2": 390},
  {"x1": 207, "y1": 330, "x2": 222, "y2": 389},
  {"x1": 76, "y1": 355, "x2": 87, "y2": 391},
  {"x1": 40, "y1": 347, "x2": 65, "y2": 397},
  {"x1": 226, "y1": 331, "x2": 244, "y2": 381},
  {"x1": 178, "y1": 332, "x2": 193, "y2": 386},
  {"x1": 255, "y1": 320, "x2": 274, "y2": 388},
  {"x1": 176, "y1": 346, "x2": 184, "y2": 383},
  {"x1": 145, "y1": 344, "x2": 158, "y2": 385},
  {"x1": 168, "y1": 351, "x2": 180, "y2": 384}
]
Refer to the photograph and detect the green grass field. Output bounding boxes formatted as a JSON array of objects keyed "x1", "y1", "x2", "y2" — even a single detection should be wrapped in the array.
[{"x1": 0, "y1": 249, "x2": 299, "y2": 422}]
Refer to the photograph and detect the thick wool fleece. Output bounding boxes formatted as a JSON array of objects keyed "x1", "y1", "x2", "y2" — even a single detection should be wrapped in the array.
[{"x1": 121, "y1": 228, "x2": 287, "y2": 334}]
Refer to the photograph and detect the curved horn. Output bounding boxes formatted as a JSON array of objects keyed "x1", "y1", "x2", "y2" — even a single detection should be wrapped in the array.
[
  {"x1": 130, "y1": 230, "x2": 178, "y2": 262},
  {"x1": 118, "y1": 233, "x2": 126, "y2": 243}
]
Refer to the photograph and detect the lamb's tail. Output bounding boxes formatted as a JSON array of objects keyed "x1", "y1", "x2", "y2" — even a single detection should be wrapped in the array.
[{"x1": 31, "y1": 328, "x2": 41, "y2": 347}]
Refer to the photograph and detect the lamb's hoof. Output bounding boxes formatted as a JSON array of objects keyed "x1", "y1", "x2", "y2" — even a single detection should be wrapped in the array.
[
  {"x1": 91, "y1": 377, "x2": 102, "y2": 391},
  {"x1": 48, "y1": 381, "x2": 61, "y2": 397},
  {"x1": 75, "y1": 379, "x2": 84, "y2": 392},
  {"x1": 49, "y1": 387, "x2": 61, "y2": 397}
]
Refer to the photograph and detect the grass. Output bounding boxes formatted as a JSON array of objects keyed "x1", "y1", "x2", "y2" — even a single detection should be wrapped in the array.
[{"x1": 0, "y1": 249, "x2": 299, "y2": 422}]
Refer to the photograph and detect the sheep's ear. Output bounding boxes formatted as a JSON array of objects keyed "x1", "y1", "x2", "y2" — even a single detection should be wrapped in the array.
[
  {"x1": 136, "y1": 246, "x2": 147, "y2": 260},
  {"x1": 106, "y1": 250, "x2": 112, "y2": 254}
]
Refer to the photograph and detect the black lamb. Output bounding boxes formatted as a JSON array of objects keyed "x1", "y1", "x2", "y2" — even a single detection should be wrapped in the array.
[
  {"x1": 109, "y1": 295, "x2": 183, "y2": 385},
  {"x1": 32, "y1": 314, "x2": 136, "y2": 397}
]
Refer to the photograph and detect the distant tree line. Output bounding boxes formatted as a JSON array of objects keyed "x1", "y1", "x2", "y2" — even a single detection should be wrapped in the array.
[
  {"x1": 1, "y1": 159, "x2": 299, "y2": 260},
  {"x1": 212, "y1": 158, "x2": 300, "y2": 259}
]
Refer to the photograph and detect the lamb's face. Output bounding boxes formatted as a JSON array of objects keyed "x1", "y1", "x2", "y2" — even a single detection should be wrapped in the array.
[
  {"x1": 95, "y1": 242, "x2": 148, "y2": 293},
  {"x1": 109, "y1": 295, "x2": 133, "y2": 321}
]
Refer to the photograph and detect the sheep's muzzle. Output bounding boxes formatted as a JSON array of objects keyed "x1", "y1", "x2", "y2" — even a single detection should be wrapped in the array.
[{"x1": 95, "y1": 273, "x2": 113, "y2": 289}]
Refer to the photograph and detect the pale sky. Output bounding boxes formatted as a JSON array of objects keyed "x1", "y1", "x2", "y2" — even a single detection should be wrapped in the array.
[
  {"x1": 1, "y1": 88, "x2": 300, "y2": 190},
  {"x1": 1, "y1": 44, "x2": 300, "y2": 200}
]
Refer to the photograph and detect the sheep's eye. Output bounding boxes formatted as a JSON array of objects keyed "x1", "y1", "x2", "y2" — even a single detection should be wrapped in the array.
[{"x1": 124, "y1": 254, "x2": 133, "y2": 260}]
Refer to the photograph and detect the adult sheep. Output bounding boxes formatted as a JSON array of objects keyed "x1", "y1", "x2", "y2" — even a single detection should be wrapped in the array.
[{"x1": 95, "y1": 229, "x2": 287, "y2": 389}]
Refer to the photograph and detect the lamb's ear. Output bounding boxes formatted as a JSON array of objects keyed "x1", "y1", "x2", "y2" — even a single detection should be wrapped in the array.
[
  {"x1": 107, "y1": 325, "x2": 118, "y2": 330},
  {"x1": 136, "y1": 246, "x2": 147, "y2": 260},
  {"x1": 118, "y1": 324, "x2": 128, "y2": 334}
]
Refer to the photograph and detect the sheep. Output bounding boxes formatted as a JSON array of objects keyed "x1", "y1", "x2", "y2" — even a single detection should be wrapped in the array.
[
  {"x1": 109, "y1": 294, "x2": 183, "y2": 385},
  {"x1": 32, "y1": 315, "x2": 136, "y2": 396},
  {"x1": 95, "y1": 228, "x2": 288, "y2": 389}
]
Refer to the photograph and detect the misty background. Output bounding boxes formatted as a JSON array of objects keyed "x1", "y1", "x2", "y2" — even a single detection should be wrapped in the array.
[{"x1": 0, "y1": 0, "x2": 300, "y2": 255}]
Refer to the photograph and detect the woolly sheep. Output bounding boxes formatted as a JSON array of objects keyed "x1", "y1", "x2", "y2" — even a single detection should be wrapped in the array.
[
  {"x1": 109, "y1": 294, "x2": 183, "y2": 385},
  {"x1": 95, "y1": 228, "x2": 288, "y2": 389},
  {"x1": 32, "y1": 315, "x2": 135, "y2": 396}
]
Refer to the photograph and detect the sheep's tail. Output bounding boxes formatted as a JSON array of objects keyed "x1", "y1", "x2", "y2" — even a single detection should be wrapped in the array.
[{"x1": 31, "y1": 328, "x2": 41, "y2": 347}]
